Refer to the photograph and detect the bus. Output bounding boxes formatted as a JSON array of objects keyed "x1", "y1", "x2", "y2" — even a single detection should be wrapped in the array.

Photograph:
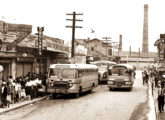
[
  {"x1": 90, "y1": 60, "x2": 116, "y2": 84},
  {"x1": 46, "y1": 64, "x2": 98, "y2": 97},
  {"x1": 107, "y1": 64, "x2": 136, "y2": 91}
]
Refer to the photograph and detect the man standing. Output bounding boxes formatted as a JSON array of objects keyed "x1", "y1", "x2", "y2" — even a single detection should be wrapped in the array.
[
  {"x1": 157, "y1": 84, "x2": 165, "y2": 112},
  {"x1": 2, "y1": 82, "x2": 7, "y2": 107}
]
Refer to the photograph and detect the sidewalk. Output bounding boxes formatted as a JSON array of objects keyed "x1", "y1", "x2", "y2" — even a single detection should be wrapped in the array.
[
  {"x1": 152, "y1": 87, "x2": 165, "y2": 120},
  {"x1": 0, "y1": 95, "x2": 50, "y2": 114}
]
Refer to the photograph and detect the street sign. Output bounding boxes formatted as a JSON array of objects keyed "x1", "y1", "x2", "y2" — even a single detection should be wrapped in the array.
[
  {"x1": 37, "y1": 27, "x2": 44, "y2": 56},
  {"x1": 6, "y1": 32, "x2": 29, "y2": 50},
  {"x1": 0, "y1": 21, "x2": 33, "y2": 50}
]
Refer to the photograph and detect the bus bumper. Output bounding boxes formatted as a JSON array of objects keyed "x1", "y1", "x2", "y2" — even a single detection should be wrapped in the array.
[
  {"x1": 47, "y1": 88, "x2": 78, "y2": 94},
  {"x1": 107, "y1": 85, "x2": 132, "y2": 89},
  {"x1": 99, "y1": 79, "x2": 108, "y2": 83}
]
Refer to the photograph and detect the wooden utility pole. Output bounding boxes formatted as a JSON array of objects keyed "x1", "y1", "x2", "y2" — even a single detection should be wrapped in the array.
[
  {"x1": 102, "y1": 37, "x2": 111, "y2": 56},
  {"x1": 66, "y1": 12, "x2": 83, "y2": 58},
  {"x1": 110, "y1": 42, "x2": 118, "y2": 56}
]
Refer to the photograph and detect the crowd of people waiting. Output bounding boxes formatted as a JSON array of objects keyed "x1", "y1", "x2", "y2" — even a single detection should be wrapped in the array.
[
  {"x1": 143, "y1": 67, "x2": 165, "y2": 113},
  {"x1": 1, "y1": 72, "x2": 47, "y2": 108}
]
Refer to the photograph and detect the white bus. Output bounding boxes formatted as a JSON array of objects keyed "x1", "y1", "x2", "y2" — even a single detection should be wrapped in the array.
[{"x1": 46, "y1": 64, "x2": 98, "y2": 97}]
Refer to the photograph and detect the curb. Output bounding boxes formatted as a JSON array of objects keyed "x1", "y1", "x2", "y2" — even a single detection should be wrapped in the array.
[
  {"x1": 147, "y1": 82, "x2": 157, "y2": 120},
  {"x1": 0, "y1": 95, "x2": 50, "y2": 115},
  {"x1": 152, "y1": 87, "x2": 160, "y2": 120}
]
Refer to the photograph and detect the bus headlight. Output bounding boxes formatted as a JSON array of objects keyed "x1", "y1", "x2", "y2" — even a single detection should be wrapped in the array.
[
  {"x1": 125, "y1": 82, "x2": 131, "y2": 85},
  {"x1": 103, "y1": 73, "x2": 107, "y2": 78},
  {"x1": 107, "y1": 81, "x2": 114, "y2": 85},
  {"x1": 68, "y1": 80, "x2": 73, "y2": 88}
]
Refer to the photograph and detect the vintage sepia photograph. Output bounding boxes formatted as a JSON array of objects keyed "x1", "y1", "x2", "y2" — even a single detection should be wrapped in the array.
[{"x1": 0, "y1": 0, "x2": 165, "y2": 120}]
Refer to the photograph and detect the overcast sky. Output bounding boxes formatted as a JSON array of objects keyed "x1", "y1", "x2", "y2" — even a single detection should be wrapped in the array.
[{"x1": 1, "y1": 0, "x2": 165, "y2": 52}]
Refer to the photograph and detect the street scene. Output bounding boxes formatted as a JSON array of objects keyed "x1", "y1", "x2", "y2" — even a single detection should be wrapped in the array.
[
  {"x1": 0, "y1": 71, "x2": 152, "y2": 120},
  {"x1": 1, "y1": 0, "x2": 165, "y2": 120}
]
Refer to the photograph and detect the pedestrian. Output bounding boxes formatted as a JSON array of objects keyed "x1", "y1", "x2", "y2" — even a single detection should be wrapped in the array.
[
  {"x1": 29, "y1": 79, "x2": 34, "y2": 100},
  {"x1": 157, "y1": 83, "x2": 165, "y2": 113},
  {"x1": 2, "y1": 82, "x2": 8, "y2": 108},
  {"x1": 32, "y1": 79, "x2": 37, "y2": 98},
  {"x1": 155, "y1": 75, "x2": 158, "y2": 88},
  {"x1": 142, "y1": 71, "x2": 145, "y2": 85},
  {"x1": 25, "y1": 79, "x2": 31, "y2": 100},
  {"x1": 11, "y1": 83, "x2": 16, "y2": 104},
  {"x1": 145, "y1": 70, "x2": 149, "y2": 85}
]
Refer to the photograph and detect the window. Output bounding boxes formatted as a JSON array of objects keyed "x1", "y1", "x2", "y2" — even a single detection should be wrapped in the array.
[
  {"x1": 91, "y1": 47, "x2": 94, "y2": 51},
  {"x1": 111, "y1": 67, "x2": 129, "y2": 76},
  {"x1": 49, "y1": 68, "x2": 76, "y2": 78}
]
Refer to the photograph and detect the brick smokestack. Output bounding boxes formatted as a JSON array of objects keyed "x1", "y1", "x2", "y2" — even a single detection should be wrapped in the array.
[
  {"x1": 119, "y1": 35, "x2": 122, "y2": 51},
  {"x1": 142, "y1": 4, "x2": 149, "y2": 54}
]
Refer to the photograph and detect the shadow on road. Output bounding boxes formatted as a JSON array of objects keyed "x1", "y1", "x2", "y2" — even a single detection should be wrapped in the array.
[{"x1": 49, "y1": 91, "x2": 95, "y2": 100}]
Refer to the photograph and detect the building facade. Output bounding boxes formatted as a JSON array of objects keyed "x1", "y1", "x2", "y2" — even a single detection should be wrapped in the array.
[
  {"x1": 85, "y1": 38, "x2": 112, "y2": 63},
  {"x1": 154, "y1": 34, "x2": 165, "y2": 66},
  {"x1": 0, "y1": 22, "x2": 69, "y2": 81}
]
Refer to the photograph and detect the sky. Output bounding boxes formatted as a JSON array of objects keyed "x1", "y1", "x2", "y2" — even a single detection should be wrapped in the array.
[{"x1": 0, "y1": 0, "x2": 165, "y2": 52}]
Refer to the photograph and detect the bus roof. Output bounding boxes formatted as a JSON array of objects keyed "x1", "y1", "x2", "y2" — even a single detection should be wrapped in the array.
[
  {"x1": 90, "y1": 60, "x2": 116, "y2": 65},
  {"x1": 112, "y1": 63, "x2": 135, "y2": 70},
  {"x1": 50, "y1": 64, "x2": 98, "y2": 69}
]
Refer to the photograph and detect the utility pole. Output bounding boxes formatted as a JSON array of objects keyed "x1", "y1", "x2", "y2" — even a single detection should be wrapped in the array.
[
  {"x1": 66, "y1": 12, "x2": 83, "y2": 58},
  {"x1": 102, "y1": 37, "x2": 111, "y2": 56},
  {"x1": 110, "y1": 42, "x2": 118, "y2": 56}
]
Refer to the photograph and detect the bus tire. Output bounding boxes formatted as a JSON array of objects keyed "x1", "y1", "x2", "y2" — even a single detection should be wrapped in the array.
[
  {"x1": 75, "y1": 87, "x2": 82, "y2": 98},
  {"x1": 128, "y1": 87, "x2": 132, "y2": 91},
  {"x1": 89, "y1": 84, "x2": 94, "y2": 93},
  {"x1": 109, "y1": 88, "x2": 113, "y2": 91},
  {"x1": 52, "y1": 93, "x2": 57, "y2": 98},
  {"x1": 75, "y1": 93, "x2": 80, "y2": 98}
]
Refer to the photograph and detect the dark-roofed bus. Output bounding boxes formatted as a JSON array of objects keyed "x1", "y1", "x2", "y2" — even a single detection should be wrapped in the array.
[
  {"x1": 107, "y1": 64, "x2": 136, "y2": 91},
  {"x1": 46, "y1": 64, "x2": 98, "y2": 98}
]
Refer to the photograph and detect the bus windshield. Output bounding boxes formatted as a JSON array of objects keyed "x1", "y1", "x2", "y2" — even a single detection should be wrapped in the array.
[
  {"x1": 111, "y1": 67, "x2": 130, "y2": 76},
  {"x1": 98, "y1": 66, "x2": 107, "y2": 71},
  {"x1": 49, "y1": 68, "x2": 76, "y2": 78}
]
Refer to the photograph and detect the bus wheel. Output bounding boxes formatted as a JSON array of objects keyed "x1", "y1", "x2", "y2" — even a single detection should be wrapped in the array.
[
  {"x1": 89, "y1": 84, "x2": 94, "y2": 93},
  {"x1": 75, "y1": 87, "x2": 82, "y2": 98},
  {"x1": 75, "y1": 93, "x2": 80, "y2": 98},
  {"x1": 52, "y1": 93, "x2": 57, "y2": 98},
  {"x1": 109, "y1": 88, "x2": 113, "y2": 91},
  {"x1": 128, "y1": 88, "x2": 132, "y2": 91}
]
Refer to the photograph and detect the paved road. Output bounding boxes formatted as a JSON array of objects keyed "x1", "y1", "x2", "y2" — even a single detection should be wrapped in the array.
[{"x1": 0, "y1": 71, "x2": 152, "y2": 120}]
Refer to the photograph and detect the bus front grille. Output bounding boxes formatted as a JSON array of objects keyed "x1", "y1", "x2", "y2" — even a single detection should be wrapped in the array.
[
  {"x1": 114, "y1": 81, "x2": 125, "y2": 85},
  {"x1": 54, "y1": 81, "x2": 68, "y2": 89}
]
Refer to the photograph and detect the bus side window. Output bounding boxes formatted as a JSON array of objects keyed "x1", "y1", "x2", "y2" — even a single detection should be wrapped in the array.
[{"x1": 78, "y1": 70, "x2": 83, "y2": 77}]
